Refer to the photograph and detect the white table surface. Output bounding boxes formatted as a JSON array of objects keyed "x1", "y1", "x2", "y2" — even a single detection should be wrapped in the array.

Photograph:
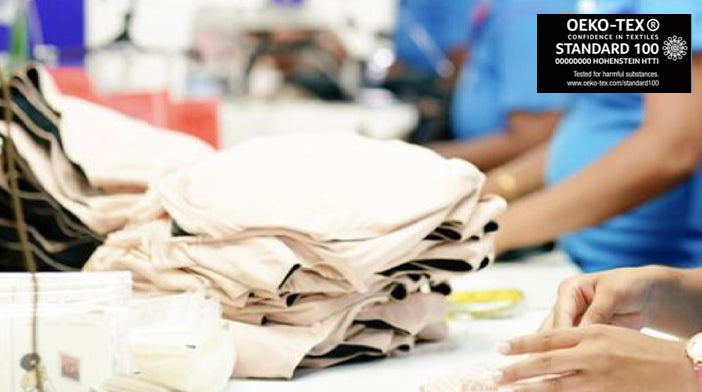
[{"x1": 228, "y1": 252, "x2": 582, "y2": 392}]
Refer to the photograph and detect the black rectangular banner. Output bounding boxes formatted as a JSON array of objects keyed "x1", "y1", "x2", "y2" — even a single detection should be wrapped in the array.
[{"x1": 538, "y1": 14, "x2": 692, "y2": 93}]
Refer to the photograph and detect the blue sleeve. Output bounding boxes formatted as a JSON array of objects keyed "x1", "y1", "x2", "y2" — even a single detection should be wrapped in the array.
[
  {"x1": 436, "y1": 0, "x2": 475, "y2": 51},
  {"x1": 392, "y1": 7, "x2": 415, "y2": 62},
  {"x1": 639, "y1": 0, "x2": 702, "y2": 51},
  {"x1": 496, "y1": 7, "x2": 564, "y2": 114},
  {"x1": 393, "y1": 0, "x2": 473, "y2": 71}
]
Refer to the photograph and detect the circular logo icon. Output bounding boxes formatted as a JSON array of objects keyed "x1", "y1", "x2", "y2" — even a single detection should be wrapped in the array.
[
  {"x1": 663, "y1": 35, "x2": 688, "y2": 61},
  {"x1": 647, "y1": 18, "x2": 660, "y2": 31}
]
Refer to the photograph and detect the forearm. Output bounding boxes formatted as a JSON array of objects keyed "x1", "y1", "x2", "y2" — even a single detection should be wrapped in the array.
[
  {"x1": 431, "y1": 132, "x2": 541, "y2": 172},
  {"x1": 483, "y1": 142, "x2": 548, "y2": 199},
  {"x1": 495, "y1": 126, "x2": 697, "y2": 252},
  {"x1": 432, "y1": 111, "x2": 558, "y2": 171},
  {"x1": 648, "y1": 268, "x2": 702, "y2": 338}
]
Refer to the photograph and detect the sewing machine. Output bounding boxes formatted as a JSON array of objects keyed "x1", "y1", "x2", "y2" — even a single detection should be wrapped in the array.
[{"x1": 193, "y1": 0, "x2": 398, "y2": 95}]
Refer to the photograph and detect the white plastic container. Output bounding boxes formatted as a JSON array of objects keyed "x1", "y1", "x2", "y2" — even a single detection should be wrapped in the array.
[
  {"x1": 0, "y1": 272, "x2": 132, "y2": 392},
  {"x1": 120, "y1": 292, "x2": 236, "y2": 392}
]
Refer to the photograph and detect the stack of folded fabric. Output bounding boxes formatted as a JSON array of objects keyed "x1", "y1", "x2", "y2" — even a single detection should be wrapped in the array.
[
  {"x1": 84, "y1": 133, "x2": 506, "y2": 378},
  {"x1": 0, "y1": 65, "x2": 213, "y2": 271}
]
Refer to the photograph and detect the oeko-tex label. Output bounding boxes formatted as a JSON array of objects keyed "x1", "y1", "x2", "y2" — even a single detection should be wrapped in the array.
[{"x1": 538, "y1": 14, "x2": 692, "y2": 93}]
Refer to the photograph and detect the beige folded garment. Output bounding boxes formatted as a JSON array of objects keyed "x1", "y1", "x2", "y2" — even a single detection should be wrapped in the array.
[
  {"x1": 33, "y1": 67, "x2": 214, "y2": 192},
  {"x1": 4, "y1": 123, "x2": 135, "y2": 233},
  {"x1": 3, "y1": 111, "x2": 211, "y2": 234},
  {"x1": 155, "y1": 133, "x2": 485, "y2": 241},
  {"x1": 354, "y1": 291, "x2": 448, "y2": 336},
  {"x1": 228, "y1": 295, "x2": 384, "y2": 379},
  {"x1": 241, "y1": 275, "x2": 431, "y2": 327},
  {"x1": 1, "y1": 67, "x2": 213, "y2": 234},
  {"x1": 228, "y1": 292, "x2": 446, "y2": 379},
  {"x1": 308, "y1": 292, "x2": 447, "y2": 358},
  {"x1": 56, "y1": 96, "x2": 214, "y2": 191}
]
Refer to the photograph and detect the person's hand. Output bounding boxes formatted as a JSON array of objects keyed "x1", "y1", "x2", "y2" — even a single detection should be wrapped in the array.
[
  {"x1": 493, "y1": 325, "x2": 698, "y2": 392},
  {"x1": 539, "y1": 266, "x2": 678, "y2": 331}
]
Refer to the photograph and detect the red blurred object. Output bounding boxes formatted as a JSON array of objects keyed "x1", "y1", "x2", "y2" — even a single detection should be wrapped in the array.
[
  {"x1": 98, "y1": 91, "x2": 171, "y2": 127},
  {"x1": 47, "y1": 67, "x2": 99, "y2": 101},
  {"x1": 167, "y1": 99, "x2": 220, "y2": 148},
  {"x1": 48, "y1": 67, "x2": 220, "y2": 148}
]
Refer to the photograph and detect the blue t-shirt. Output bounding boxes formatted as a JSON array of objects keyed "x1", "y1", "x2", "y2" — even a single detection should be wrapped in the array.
[
  {"x1": 547, "y1": 0, "x2": 702, "y2": 272},
  {"x1": 394, "y1": 0, "x2": 476, "y2": 74},
  {"x1": 451, "y1": 0, "x2": 573, "y2": 140}
]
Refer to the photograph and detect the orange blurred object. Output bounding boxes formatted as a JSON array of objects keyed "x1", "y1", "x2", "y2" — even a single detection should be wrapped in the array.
[{"x1": 49, "y1": 67, "x2": 220, "y2": 148}]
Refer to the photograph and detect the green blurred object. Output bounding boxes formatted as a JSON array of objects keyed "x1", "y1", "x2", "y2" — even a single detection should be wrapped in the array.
[{"x1": 9, "y1": 3, "x2": 30, "y2": 70}]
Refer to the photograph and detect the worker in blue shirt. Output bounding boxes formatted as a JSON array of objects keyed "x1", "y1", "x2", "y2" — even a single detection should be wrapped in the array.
[
  {"x1": 487, "y1": 0, "x2": 702, "y2": 273},
  {"x1": 430, "y1": 0, "x2": 574, "y2": 171}
]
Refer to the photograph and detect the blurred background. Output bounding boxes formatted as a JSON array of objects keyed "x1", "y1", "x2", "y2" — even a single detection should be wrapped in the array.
[{"x1": 0, "y1": 0, "x2": 457, "y2": 149}]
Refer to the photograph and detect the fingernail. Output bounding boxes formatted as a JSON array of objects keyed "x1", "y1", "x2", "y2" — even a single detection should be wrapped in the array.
[
  {"x1": 491, "y1": 370, "x2": 505, "y2": 383},
  {"x1": 497, "y1": 341, "x2": 511, "y2": 354},
  {"x1": 497, "y1": 388, "x2": 515, "y2": 392}
]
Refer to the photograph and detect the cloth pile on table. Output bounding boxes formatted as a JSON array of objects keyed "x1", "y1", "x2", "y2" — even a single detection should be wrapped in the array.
[
  {"x1": 0, "y1": 65, "x2": 213, "y2": 271},
  {"x1": 85, "y1": 133, "x2": 506, "y2": 379}
]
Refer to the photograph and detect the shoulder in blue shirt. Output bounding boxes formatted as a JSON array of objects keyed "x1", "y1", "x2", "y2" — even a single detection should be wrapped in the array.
[{"x1": 451, "y1": 0, "x2": 574, "y2": 140}]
